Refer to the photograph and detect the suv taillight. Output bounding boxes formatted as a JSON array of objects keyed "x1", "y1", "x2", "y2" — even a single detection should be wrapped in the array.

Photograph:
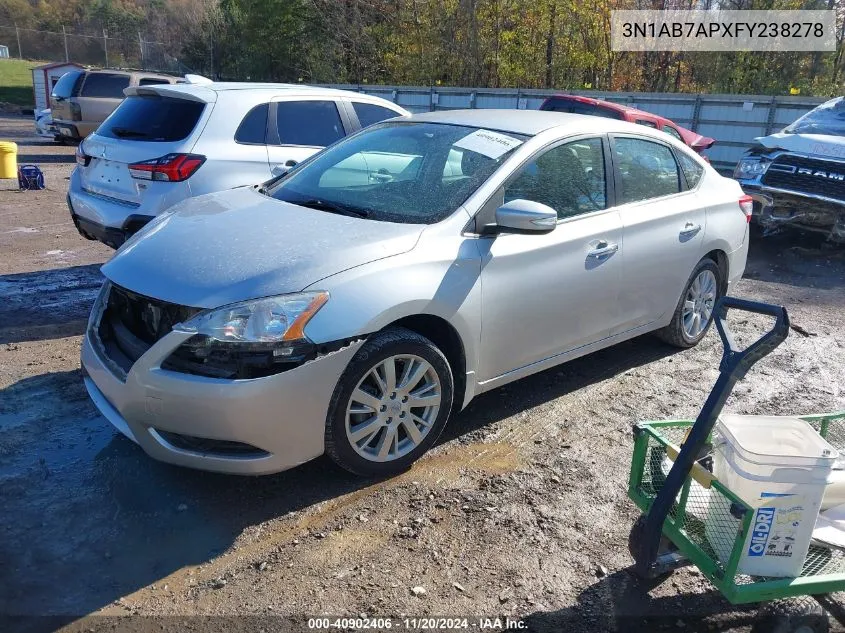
[
  {"x1": 75, "y1": 143, "x2": 90, "y2": 167},
  {"x1": 70, "y1": 102, "x2": 82, "y2": 122},
  {"x1": 128, "y1": 154, "x2": 206, "y2": 182},
  {"x1": 739, "y1": 195, "x2": 754, "y2": 223}
]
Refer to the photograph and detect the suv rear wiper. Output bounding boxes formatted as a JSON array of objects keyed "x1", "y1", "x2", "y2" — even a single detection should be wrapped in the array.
[
  {"x1": 111, "y1": 127, "x2": 150, "y2": 139},
  {"x1": 295, "y1": 199, "x2": 369, "y2": 218}
]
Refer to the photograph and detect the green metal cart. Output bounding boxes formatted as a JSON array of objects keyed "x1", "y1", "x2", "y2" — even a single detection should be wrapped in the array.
[{"x1": 628, "y1": 296, "x2": 845, "y2": 632}]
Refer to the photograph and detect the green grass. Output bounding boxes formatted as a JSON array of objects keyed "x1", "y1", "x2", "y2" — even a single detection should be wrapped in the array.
[{"x1": 0, "y1": 59, "x2": 42, "y2": 106}]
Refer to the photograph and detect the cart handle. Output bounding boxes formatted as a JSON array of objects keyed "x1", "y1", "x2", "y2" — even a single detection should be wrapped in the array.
[
  {"x1": 633, "y1": 296, "x2": 790, "y2": 579},
  {"x1": 714, "y1": 297, "x2": 790, "y2": 381}
]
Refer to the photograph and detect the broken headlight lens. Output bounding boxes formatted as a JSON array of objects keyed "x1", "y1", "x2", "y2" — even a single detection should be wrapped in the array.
[
  {"x1": 733, "y1": 157, "x2": 770, "y2": 179},
  {"x1": 163, "y1": 292, "x2": 329, "y2": 379}
]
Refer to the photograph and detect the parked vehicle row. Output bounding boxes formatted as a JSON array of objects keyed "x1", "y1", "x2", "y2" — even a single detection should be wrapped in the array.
[
  {"x1": 67, "y1": 83, "x2": 409, "y2": 248},
  {"x1": 41, "y1": 70, "x2": 752, "y2": 478},
  {"x1": 80, "y1": 110, "x2": 750, "y2": 476}
]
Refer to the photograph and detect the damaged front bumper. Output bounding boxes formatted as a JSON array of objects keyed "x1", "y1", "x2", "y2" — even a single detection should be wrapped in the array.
[
  {"x1": 81, "y1": 287, "x2": 363, "y2": 475},
  {"x1": 738, "y1": 182, "x2": 845, "y2": 242}
]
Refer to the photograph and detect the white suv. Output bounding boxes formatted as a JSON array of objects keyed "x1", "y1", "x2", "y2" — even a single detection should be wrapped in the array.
[{"x1": 67, "y1": 83, "x2": 409, "y2": 248}]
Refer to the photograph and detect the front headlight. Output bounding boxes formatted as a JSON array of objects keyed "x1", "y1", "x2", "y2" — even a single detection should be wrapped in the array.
[
  {"x1": 175, "y1": 292, "x2": 329, "y2": 342},
  {"x1": 164, "y1": 292, "x2": 329, "y2": 379},
  {"x1": 733, "y1": 157, "x2": 770, "y2": 179}
]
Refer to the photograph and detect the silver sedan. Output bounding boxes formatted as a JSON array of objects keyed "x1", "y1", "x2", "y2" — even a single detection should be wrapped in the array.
[{"x1": 82, "y1": 110, "x2": 750, "y2": 476}]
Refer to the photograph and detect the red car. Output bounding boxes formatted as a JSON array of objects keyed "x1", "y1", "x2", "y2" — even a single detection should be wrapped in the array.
[{"x1": 539, "y1": 94, "x2": 715, "y2": 155}]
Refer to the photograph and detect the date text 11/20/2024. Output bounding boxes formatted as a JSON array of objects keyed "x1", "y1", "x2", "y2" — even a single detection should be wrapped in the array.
[{"x1": 307, "y1": 617, "x2": 528, "y2": 630}]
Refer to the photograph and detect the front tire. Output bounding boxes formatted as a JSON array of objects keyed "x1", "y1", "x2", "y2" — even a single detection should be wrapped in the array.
[
  {"x1": 657, "y1": 258, "x2": 722, "y2": 348},
  {"x1": 324, "y1": 327, "x2": 454, "y2": 477}
]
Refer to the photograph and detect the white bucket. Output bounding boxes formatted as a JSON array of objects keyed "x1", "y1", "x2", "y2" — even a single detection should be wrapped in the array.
[{"x1": 705, "y1": 414, "x2": 838, "y2": 578}]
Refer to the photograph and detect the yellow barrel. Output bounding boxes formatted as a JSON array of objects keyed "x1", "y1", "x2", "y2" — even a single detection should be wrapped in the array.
[{"x1": 0, "y1": 141, "x2": 17, "y2": 179}]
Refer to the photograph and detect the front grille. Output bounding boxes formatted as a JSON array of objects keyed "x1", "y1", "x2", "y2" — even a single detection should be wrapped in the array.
[
  {"x1": 762, "y1": 155, "x2": 845, "y2": 201},
  {"x1": 97, "y1": 284, "x2": 201, "y2": 374}
]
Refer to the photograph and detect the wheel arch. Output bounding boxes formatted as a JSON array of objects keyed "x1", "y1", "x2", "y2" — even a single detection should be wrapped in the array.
[
  {"x1": 703, "y1": 248, "x2": 729, "y2": 293},
  {"x1": 382, "y1": 314, "x2": 468, "y2": 415}
]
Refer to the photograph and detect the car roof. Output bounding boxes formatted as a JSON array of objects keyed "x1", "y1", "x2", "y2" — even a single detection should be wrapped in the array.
[
  {"x1": 545, "y1": 94, "x2": 667, "y2": 121},
  {"x1": 85, "y1": 69, "x2": 178, "y2": 79},
  {"x1": 406, "y1": 109, "x2": 648, "y2": 137},
  {"x1": 125, "y1": 82, "x2": 404, "y2": 106}
]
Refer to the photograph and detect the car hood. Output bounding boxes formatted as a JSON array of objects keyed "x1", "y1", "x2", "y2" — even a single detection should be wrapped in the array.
[
  {"x1": 102, "y1": 188, "x2": 424, "y2": 308},
  {"x1": 756, "y1": 131, "x2": 845, "y2": 161}
]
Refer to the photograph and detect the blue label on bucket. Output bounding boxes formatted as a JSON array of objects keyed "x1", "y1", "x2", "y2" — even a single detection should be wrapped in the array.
[{"x1": 748, "y1": 507, "x2": 775, "y2": 557}]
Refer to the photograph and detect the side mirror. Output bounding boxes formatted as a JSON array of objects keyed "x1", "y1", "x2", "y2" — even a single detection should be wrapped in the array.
[
  {"x1": 271, "y1": 160, "x2": 298, "y2": 177},
  {"x1": 494, "y1": 199, "x2": 557, "y2": 234}
]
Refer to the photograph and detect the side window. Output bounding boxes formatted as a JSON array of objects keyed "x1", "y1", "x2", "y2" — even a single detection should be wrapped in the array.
[
  {"x1": 80, "y1": 74, "x2": 130, "y2": 98},
  {"x1": 677, "y1": 151, "x2": 705, "y2": 189},
  {"x1": 139, "y1": 78, "x2": 170, "y2": 86},
  {"x1": 275, "y1": 100, "x2": 344, "y2": 147},
  {"x1": 635, "y1": 119, "x2": 658, "y2": 128},
  {"x1": 235, "y1": 103, "x2": 269, "y2": 144},
  {"x1": 504, "y1": 137, "x2": 607, "y2": 220},
  {"x1": 662, "y1": 125, "x2": 684, "y2": 142},
  {"x1": 614, "y1": 137, "x2": 681, "y2": 204},
  {"x1": 353, "y1": 102, "x2": 401, "y2": 128}
]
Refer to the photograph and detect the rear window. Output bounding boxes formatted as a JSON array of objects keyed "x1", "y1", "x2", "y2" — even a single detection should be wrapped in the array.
[
  {"x1": 139, "y1": 78, "x2": 171, "y2": 86},
  {"x1": 97, "y1": 95, "x2": 205, "y2": 142},
  {"x1": 540, "y1": 98, "x2": 625, "y2": 120},
  {"x1": 81, "y1": 73, "x2": 131, "y2": 98},
  {"x1": 52, "y1": 71, "x2": 83, "y2": 99},
  {"x1": 663, "y1": 125, "x2": 684, "y2": 142},
  {"x1": 275, "y1": 100, "x2": 345, "y2": 147}
]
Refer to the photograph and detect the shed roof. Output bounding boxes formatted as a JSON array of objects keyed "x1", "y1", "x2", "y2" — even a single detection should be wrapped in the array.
[{"x1": 32, "y1": 61, "x2": 84, "y2": 71}]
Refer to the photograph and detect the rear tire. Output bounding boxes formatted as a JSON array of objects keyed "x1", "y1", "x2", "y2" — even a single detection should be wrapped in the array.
[
  {"x1": 657, "y1": 258, "x2": 722, "y2": 348},
  {"x1": 324, "y1": 327, "x2": 454, "y2": 477}
]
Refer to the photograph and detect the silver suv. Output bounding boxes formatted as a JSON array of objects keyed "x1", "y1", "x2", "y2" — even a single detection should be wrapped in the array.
[{"x1": 67, "y1": 83, "x2": 409, "y2": 248}]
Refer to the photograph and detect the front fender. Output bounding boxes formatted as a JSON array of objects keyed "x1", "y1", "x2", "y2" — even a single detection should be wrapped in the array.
[{"x1": 302, "y1": 235, "x2": 483, "y2": 384}]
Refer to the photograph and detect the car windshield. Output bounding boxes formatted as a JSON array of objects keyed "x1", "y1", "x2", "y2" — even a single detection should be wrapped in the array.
[
  {"x1": 267, "y1": 121, "x2": 528, "y2": 224},
  {"x1": 784, "y1": 97, "x2": 845, "y2": 137}
]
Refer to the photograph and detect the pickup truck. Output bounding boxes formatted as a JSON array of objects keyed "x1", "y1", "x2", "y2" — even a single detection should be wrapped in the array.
[{"x1": 734, "y1": 96, "x2": 845, "y2": 242}]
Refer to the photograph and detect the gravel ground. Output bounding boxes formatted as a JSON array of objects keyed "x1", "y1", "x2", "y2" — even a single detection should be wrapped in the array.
[{"x1": 1, "y1": 113, "x2": 844, "y2": 633}]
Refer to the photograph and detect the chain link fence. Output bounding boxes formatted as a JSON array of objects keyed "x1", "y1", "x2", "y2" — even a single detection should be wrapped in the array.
[{"x1": 0, "y1": 25, "x2": 189, "y2": 74}]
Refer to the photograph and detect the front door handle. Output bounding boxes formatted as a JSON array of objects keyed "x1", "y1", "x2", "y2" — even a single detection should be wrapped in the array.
[
  {"x1": 680, "y1": 222, "x2": 702, "y2": 237},
  {"x1": 587, "y1": 240, "x2": 619, "y2": 258}
]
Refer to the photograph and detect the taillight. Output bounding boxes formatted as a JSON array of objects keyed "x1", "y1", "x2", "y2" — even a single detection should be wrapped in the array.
[
  {"x1": 75, "y1": 143, "x2": 90, "y2": 167},
  {"x1": 739, "y1": 195, "x2": 753, "y2": 223},
  {"x1": 128, "y1": 154, "x2": 206, "y2": 182},
  {"x1": 70, "y1": 102, "x2": 82, "y2": 122}
]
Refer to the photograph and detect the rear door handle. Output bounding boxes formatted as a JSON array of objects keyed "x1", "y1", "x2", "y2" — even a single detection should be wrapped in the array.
[
  {"x1": 587, "y1": 241, "x2": 619, "y2": 258},
  {"x1": 680, "y1": 222, "x2": 702, "y2": 237}
]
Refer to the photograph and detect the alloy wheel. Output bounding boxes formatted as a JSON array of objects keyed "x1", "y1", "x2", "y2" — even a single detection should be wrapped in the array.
[
  {"x1": 682, "y1": 269, "x2": 717, "y2": 339},
  {"x1": 345, "y1": 354, "x2": 442, "y2": 462}
]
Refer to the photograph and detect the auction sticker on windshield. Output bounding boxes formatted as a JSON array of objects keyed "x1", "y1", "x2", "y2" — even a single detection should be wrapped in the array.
[{"x1": 454, "y1": 129, "x2": 523, "y2": 159}]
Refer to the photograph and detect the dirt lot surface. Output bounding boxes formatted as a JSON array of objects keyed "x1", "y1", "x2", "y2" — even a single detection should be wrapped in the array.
[{"x1": 1, "y1": 113, "x2": 844, "y2": 633}]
